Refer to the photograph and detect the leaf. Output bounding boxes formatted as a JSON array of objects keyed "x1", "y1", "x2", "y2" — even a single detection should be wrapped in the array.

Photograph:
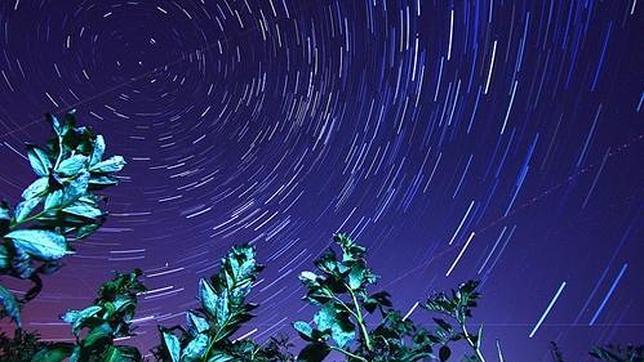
[
  {"x1": 56, "y1": 155, "x2": 88, "y2": 176},
  {"x1": 103, "y1": 345, "x2": 123, "y2": 362},
  {"x1": 187, "y1": 311, "x2": 210, "y2": 334},
  {"x1": 32, "y1": 344, "x2": 74, "y2": 362},
  {"x1": 0, "y1": 283, "x2": 21, "y2": 327},
  {"x1": 294, "y1": 321, "x2": 315, "y2": 341},
  {"x1": 22, "y1": 177, "x2": 50, "y2": 200},
  {"x1": 62, "y1": 201, "x2": 102, "y2": 220},
  {"x1": 14, "y1": 197, "x2": 42, "y2": 223},
  {"x1": 0, "y1": 245, "x2": 8, "y2": 269},
  {"x1": 46, "y1": 113, "x2": 64, "y2": 136},
  {"x1": 90, "y1": 155, "x2": 126, "y2": 173},
  {"x1": 199, "y1": 278, "x2": 219, "y2": 318},
  {"x1": 90, "y1": 135, "x2": 105, "y2": 166},
  {"x1": 83, "y1": 322, "x2": 112, "y2": 348},
  {"x1": 27, "y1": 145, "x2": 52, "y2": 177},
  {"x1": 162, "y1": 331, "x2": 181, "y2": 362},
  {"x1": 62, "y1": 171, "x2": 90, "y2": 204},
  {"x1": 44, "y1": 189, "x2": 64, "y2": 210},
  {"x1": 297, "y1": 343, "x2": 330, "y2": 362},
  {"x1": 0, "y1": 202, "x2": 10, "y2": 221},
  {"x1": 207, "y1": 352, "x2": 236, "y2": 362},
  {"x1": 439, "y1": 345, "x2": 451, "y2": 361},
  {"x1": 5, "y1": 229, "x2": 68, "y2": 261},
  {"x1": 180, "y1": 333, "x2": 210, "y2": 362},
  {"x1": 313, "y1": 303, "x2": 355, "y2": 348},
  {"x1": 62, "y1": 305, "x2": 102, "y2": 336}
]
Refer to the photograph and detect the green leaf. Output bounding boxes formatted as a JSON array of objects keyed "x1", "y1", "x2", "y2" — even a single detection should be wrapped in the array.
[
  {"x1": 83, "y1": 322, "x2": 112, "y2": 348},
  {"x1": 199, "y1": 278, "x2": 219, "y2": 318},
  {"x1": 62, "y1": 201, "x2": 102, "y2": 220},
  {"x1": 297, "y1": 343, "x2": 330, "y2": 362},
  {"x1": 62, "y1": 305, "x2": 102, "y2": 336},
  {"x1": 0, "y1": 202, "x2": 10, "y2": 221},
  {"x1": 44, "y1": 190, "x2": 64, "y2": 210},
  {"x1": 14, "y1": 197, "x2": 42, "y2": 223},
  {"x1": 294, "y1": 321, "x2": 315, "y2": 341},
  {"x1": 207, "y1": 352, "x2": 235, "y2": 362},
  {"x1": 313, "y1": 303, "x2": 355, "y2": 348},
  {"x1": 89, "y1": 175, "x2": 119, "y2": 189},
  {"x1": 0, "y1": 283, "x2": 21, "y2": 327},
  {"x1": 91, "y1": 155, "x2": 126, "y2": 173},
  {"x1": 5, "y1": 229, "x2": 68, "y2": 261},
  {"x1": 180, "y1": 333, "x2": 210, "y2": 362},
  {"x1": 32, "y1": 344, "x2": 74, "y2": 362},
  {"x1": 90, "y1": 135, "x2": 105, "y2": 166},
  {"x1": 0, "y1": 245, "x2": 8, "y2": 269},
  {"x1": 103, "y1": 345, "x2": 123, "y2": 362},
  {"x1": 162, "y1": 331, "x2": 181, "y2": 362},
  {"x1": 22, "y1": 177, "x2": 50, "y2": 200},
  {"x1": 46, "y1": 113, "x2": 64, "y2": 136},
  {"x1": 56, "y1": 155, "x2": 88, "y2": 176},
  {"x1": 187, "y1": 311, "x2": 210, "y2": 334},
  {"x1": 27, "y1": 145, "x2": 52, "y2": 177},
  {"x1": 62, "y1": 171, "x2": 90, "y2": 204}
]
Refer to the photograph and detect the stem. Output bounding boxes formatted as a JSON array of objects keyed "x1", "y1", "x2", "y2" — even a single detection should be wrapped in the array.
[
  {"x1": 329, "y1": 346, "x2": 368, "y2": 362},
  {"x1": 460, "y1": 322, "x2": 486, "y2": 362},
  {"x1": 345, "y1": 285, "x2": 372, "y2": 352}
]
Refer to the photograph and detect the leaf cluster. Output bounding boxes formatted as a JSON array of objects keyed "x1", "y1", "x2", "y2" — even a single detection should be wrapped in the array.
[
  {"x1": 156, "y1": 244, "x2": 284, "y2": 361},
  {"x1": 33, "y1": 270, "x2": 145, "y2": 362},
  {"x1": 0, "y1": 111, "x2": 126, "y2": 327}
]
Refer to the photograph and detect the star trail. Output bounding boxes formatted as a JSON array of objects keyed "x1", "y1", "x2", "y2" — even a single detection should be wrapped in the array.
[{"x1": 0, "y1": 0, "x2": 642, "y2": 359}]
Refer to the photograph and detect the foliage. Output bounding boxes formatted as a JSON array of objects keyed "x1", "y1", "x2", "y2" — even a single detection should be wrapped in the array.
[
  {"x1": 421, "y1": 280, "x2": 486, "y2": 361},
  {"x1": 589, "y1": 344, "x2": 644, "y2": 362},
  {"x1": 155, "y1": 244, "x2": 291, "y2": 361},
  {"x1": 0, "y1": 330, "x2": 47, "y2": 362},
  {"x1": 0, "y1": 110, "x2": 126, "y2": 327},
  {"x1": 294, "y1": 233, "x2": 439, "y2": 362},
  {"x1": 33, "y1": 270, "x2": 145, "y2": 362}
]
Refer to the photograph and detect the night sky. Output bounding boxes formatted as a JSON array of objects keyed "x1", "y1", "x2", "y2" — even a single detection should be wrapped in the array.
[{"x1": 0, "y1": 0, "x2": 642, "y2": 360}]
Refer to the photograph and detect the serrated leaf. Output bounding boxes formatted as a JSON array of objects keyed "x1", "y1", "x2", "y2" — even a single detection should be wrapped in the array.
[
  {"x1": 22, "y1": 177, "x2": 49, "y2": 200},
  {"x1": 0, "y1": 283, "x2": 21, "y2": 327},
  {"x1": 91, "y1": 155, "x2": 126, "y2": 173},
  {"x1": 27, "y1": 146, "x2": 52, "y2": 177},
  {"x1": 56, "y1": 155, "x2": 88, "y2": 176},
  {"x1": 180, "y1": 333, "x2": 210, "y2": 362},
  {"x1": 162, "y1": 331, "x2": 181, "y2": 362},
  {"x1": 5, "y1": 229, "x2": 68, "y2": 261}
]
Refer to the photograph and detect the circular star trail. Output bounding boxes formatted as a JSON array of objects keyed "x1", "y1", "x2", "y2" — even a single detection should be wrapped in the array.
[{"x1": 0, "y1": 0, "x2": 642, "y2": 358}]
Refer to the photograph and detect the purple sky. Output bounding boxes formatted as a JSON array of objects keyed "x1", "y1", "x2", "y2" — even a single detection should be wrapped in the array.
[{"x1": 0, "y1": 1, "x2": 642, "y2": 360}]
